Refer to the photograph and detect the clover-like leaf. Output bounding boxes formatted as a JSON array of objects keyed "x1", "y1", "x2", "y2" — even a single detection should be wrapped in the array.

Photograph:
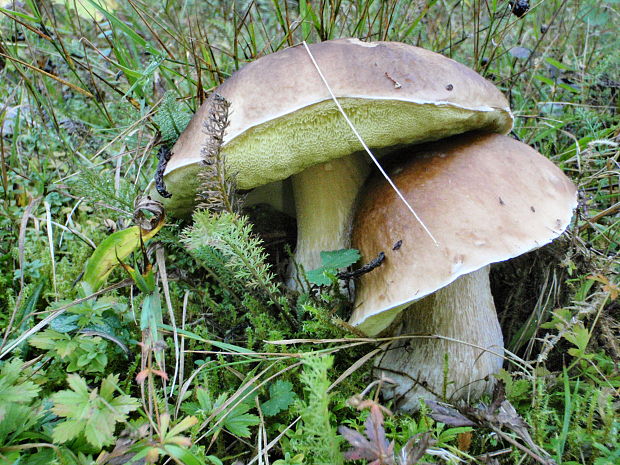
[{"x1": 262, "y1": 380, "x2": 297, "y2": 417}]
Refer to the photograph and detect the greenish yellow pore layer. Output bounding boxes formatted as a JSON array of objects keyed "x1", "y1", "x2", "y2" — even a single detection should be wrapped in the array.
[{"x1": 152, "y1": 98, "x2": 512, "y2": 217}]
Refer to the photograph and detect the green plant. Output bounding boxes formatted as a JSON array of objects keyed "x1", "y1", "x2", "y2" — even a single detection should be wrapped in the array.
[
  {"x1": 50, "y1": 373, "x2": 139, "y2": 449},
  {"x1": 288, "y1": 355, "x2": 344, "y2": 465},
  {"x1": 0, "y1": 0, "x2": 617, "y2": 463},
  {"x1": 184, "y1": 388, "x2": 260, "y2": 439},
  {"x1": 30, "y1": 330, "x2": 109, "y2": 374}
]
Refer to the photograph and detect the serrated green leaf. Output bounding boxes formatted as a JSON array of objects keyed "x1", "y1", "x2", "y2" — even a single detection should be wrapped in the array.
[
  {"x1": 319, "y1": 249, "x2": 361, "y2": 269},
  {"x1": 109, "y1": 393, "x2": 141, "y2": 415},
  {"x1": 55, "y1": 339, "x2": 77, "y2": 359},
  {"x1": 0, "y1": 360, "x2": 40, "y2": 406},
  {"x1": 223, "y1": 408, "x2": 260, "y2": 438},
  {"x1": 0, "y1": 360, "x2": 20, "y2": 385},
  {"x1": 196, "y1": 388, "x2": 213, "y2": 412},
  {"x1": 261, "y1": 380, "x2": 297, "y2": 417},
  {"x1": 67, "y1": 373, "x2": 89, "y2": 396},
  {"x1": 51, "y1": 374, "x2": 139, "y2": 448},
  {"x1": 51, "y1": 390, "x2": 89, "y2": 417},
  {"x1": 49, "y1": 313, "x2": 80, "y2": 333},
  {"x1": 203, "y1": 394, "x2": 260, "y2": 438},
  {"x1": 84, "y1": 410, "x2": 115, "y2": 449},
  {"x1": 564, "y1": 324, "x2": 590, "y2": 351},
  {"x1": 29, "y1": 329, "x2": 66, "y2": 350},
  {"x1": 306, "y1": 268, "x2": 333, "y2": 286},
  {"x1": 306, "y1": 249, "x2": 360, "y2": 285},
  {"x1": 51, "y1": 419, "x2": 82, "y2": 443},
  {"x1": 99, "y1": 374, "x2": 116, "y2": 400}
]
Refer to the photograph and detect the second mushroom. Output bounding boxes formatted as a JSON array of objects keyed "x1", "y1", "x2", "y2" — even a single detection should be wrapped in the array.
[{"x1": 349, "y1": 132, "x2": 576, "y2": 411}]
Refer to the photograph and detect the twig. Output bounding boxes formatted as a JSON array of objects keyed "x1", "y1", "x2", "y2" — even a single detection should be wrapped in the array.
[
  {"x1": 338, "y1": 252, "x2": 385, "y2": 280},
  {"x1": 154, "y1": 145, "x2": 173, "y2": 198}
]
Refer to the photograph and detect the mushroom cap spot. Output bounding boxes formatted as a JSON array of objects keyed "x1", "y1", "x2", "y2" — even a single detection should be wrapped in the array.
[
  {"x1": 148, "y1": 39, "x2": 513, "y2": 215},
  {"x1": 349, "y1": 132, "x2": 577, "y2": 336}
]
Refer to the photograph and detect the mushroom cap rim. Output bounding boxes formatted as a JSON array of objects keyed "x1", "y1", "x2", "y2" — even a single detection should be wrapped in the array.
[{"x1": 350, "y1": 199, "x2": 576, "y2": 333}]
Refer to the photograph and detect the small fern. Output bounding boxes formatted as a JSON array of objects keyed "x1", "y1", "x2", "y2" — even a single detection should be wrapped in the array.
[
  {"x1": 184, "y1": 209, "x2": 295, "y2": 325},
  {"x1": 184, "y1": 211, "x2": 279, "y2": 297},
  {"x1": 153, "y1": 91, "x2": 191, "y2": 144}
]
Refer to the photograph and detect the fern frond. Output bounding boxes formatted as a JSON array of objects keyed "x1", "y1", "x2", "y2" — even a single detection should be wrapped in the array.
[
  {"x1": 183, "y1": 209, "x2": 294, "y2": 325},
  {"x1": 185, "y1": 210, "x2": 275, "y2": 290},
  {"x1": 153, "y1": 91, "x2": 191, "y2": 144},
  {"x1": 293, "y1": 355, "x2": 344, "y2": 465}
]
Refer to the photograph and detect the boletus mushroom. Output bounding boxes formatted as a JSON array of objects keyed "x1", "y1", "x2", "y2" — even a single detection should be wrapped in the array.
[
  {"x1": 349, "y1": 132, "x2": 577, "y2": 411},
  {"x1": 149, "y1": 38, "x2": 513, "y2": 277}
]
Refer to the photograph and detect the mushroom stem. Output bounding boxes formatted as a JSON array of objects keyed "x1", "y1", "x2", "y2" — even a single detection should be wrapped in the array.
[
  {"x1": 375, "y1": 266, "x2": 504, "y2": 412},
  {"x1": 288, "y1": 152, "x2": 370, "y2": 287}
]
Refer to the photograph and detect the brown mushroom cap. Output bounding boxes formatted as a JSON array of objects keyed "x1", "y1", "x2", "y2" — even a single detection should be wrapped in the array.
[
  {"x1": 350, "y1": 132, "x2": 577, "y2": 336},
  {"x1": 149, "y1": 38, "x2": 513, "y2": 215}
]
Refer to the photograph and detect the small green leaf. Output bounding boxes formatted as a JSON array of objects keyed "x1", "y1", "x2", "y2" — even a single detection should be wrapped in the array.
[
  {"x1": 319, "y1": 249, "x2": 361, "y2": 269},
  {"x1": 167, "y1": 416, "x2": 199, "y2": 438},
  {"x1": 163, "y1": 444, "x2": 205, "y2": 465},
  {"x1": 206, "y1": 393, "x2": 260, "y2": 438},
  {"x1": 223, "y1": 406, "x2": 260, "y2": 438},
  {"x1": 558, "y1": 82, "x2": 580, "y2": 94},
  {"x1": 534, "y1": 74, "x2": 556, "y2": 86},
  {"x1": 261, "y1": 380, "x2": 297, "y2": 417},
  {"x1": 564, "y1": 324, "x2": 590, "y2": 352},
  {"x1": 205, "y1": 456, "x2": 224, "y2": 465},
  {"x1": 306, "y1": 249, "x2": 360, "y2": 286},
  {"x1": 51, "y1": 419, "x2": 82, "y2": 444},
  {"x1": 51, "y1": 374, "x2": 139, "y2": 449},
  {"x1": 544, "y1": 57, "x2": 574, "y2": 71},
  {"x1": 49, "y1": 314, "x2": 80, "y2": 333}
]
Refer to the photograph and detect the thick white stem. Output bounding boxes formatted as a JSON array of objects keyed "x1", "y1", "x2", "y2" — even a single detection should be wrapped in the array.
[
  {"x1": 375, "y1": 266, "x2": 504, "y2": 411},
  {"x1": 288, "y1": 153, "x2": 370, "y2": 287}
]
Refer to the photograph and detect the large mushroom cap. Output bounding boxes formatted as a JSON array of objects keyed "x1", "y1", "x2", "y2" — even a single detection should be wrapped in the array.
[
  {"x1": 350, "y1": 132, "x2": 577, "y2": 336},
  {"x1": 150, "y1": 38, "x2": 513, "y2": 215}
]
